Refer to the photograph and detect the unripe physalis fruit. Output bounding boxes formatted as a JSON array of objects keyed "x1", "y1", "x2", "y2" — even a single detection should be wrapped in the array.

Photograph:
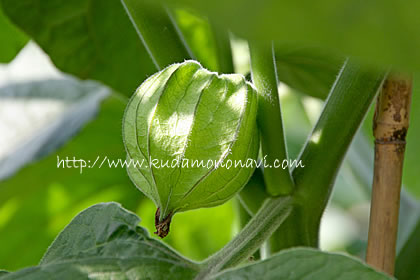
[{"x1": 123, "y1": 61, "x2": 259, "y2": 237}]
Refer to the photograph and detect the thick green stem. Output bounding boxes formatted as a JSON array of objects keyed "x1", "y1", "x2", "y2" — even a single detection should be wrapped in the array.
[
  {"x1": 268, "y1": 206, "x2": 314, "y2": 252},
  {"x1": 121, "y1": 0, "x2": 193, "y2": 69},
  {"x1": 269, "y1": 60, "x2": 386, "y2": 254},
  {"x1": 249, "y1": 41, "x2": 294, "y2": 196},
  {"x1": 234, "y1": 199, "x2": 261, "y2": 260},
  {"x1": 210, "y1": 22, "x2": 234, "y2": 73},
  {"x1": 196, "y1": 196, "x2": 293, "y2": 279},
  {"x1": 291, "y1": 59, "x2": 386, "y2": 243}
]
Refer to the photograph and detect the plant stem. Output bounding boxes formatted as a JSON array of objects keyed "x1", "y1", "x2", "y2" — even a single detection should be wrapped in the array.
[
  {"x1": 249, "y1": 41, "x2": 294, "y2": 196},
  {"x1": 291, "y1": 60, "x2": 385, "y2": 245},
  {"x1": 210, "y1": 21, "x2": 234, "y2": 73},
  {"x1": 121, "y1": 0, "x2": 193, "y2": 70},
  {"x1": 234, "y1": 199, "x2": 261, "y2": 260},
  {"x1": 366, "y1": 73, "x2": 412, "y2": 275},
  {"x1": 196, "y1": 196, "x2": 293, "y2": 279},
  {"x1": 268, "y1": 206, "x2": 313, "y2": 252}
]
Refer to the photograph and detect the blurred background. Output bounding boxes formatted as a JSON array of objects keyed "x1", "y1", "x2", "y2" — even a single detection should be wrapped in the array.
[{"x1": 1, "y1": 0, "x2": 420, "y2": 274}]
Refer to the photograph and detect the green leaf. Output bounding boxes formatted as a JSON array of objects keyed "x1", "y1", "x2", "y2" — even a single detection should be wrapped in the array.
[
  {"x1": 163, "y1": 0, "x2": 420, "y2": 71},
  {"x1": 121, "y1": 0, "x2": 193, "y2": 69},
  {"x1": 0, "y1": 78, "x2": 108, "y2": 179},
  {"x1": 174, "y1": 9, "x2": 219, "y2": 72},
  {"x1": 0, "y1": 3, "x2": 27, "y2": 63},
  {"x1": 0, "y1": 0, "x2": 156, "y2": 95},
  {"x1": 1, "y1": 203, "x2": 199, "y2": 280},
  {"x1": 275, "y1": 44, "x2": 344, "y2": 99},
  {"x1": 40, "y1": 202, "x2": 143, "y2": 264},
  {"x1": 0, "y1": 95, "x2": 141, "y2": 271},
  {"x1": 123, "y1": 61, "x2": 259, "y2": 230},
  {"x1": 213, "y1": 248, "x2": 392, "y2": 280}
]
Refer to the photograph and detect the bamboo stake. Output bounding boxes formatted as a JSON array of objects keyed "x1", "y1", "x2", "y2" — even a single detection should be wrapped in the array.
[{"x1": 366, "y1": 73, "x2": 412, "y2": 275}]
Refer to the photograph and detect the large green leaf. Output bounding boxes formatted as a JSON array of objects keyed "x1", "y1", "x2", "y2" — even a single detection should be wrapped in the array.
[
  {"x1": 0, "y1": 0, "x2": 156, "y2": 95},
  {"x1": 0, "y1": 78, "x2": 108, "y2": 179},
  {"x1": 0, "y1": 203, "x2": 199, "y2": 280},
  {"x1": 0, "y1": 95, "x2": 141, "y2": 271},
  {"x1": 213, "y1": 248, "x2": 392, "y2": 280},
  {"x1": 163, "y1": 0, "x2": 420, "y2": 71},
  {"x1": 0, "y1": 2, "x2": 27, "y2": 63}
]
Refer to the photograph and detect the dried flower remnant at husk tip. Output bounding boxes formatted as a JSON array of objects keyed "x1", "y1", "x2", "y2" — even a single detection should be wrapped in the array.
[{"x1": 123, "y1": 61, "x2": 259, "y2": 238}]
